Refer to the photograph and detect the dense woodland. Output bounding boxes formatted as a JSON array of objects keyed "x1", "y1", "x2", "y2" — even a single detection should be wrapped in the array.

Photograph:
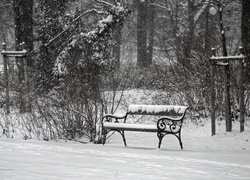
[{"x1": 0, "y1": 0, "x2": 249, "y2": 142}]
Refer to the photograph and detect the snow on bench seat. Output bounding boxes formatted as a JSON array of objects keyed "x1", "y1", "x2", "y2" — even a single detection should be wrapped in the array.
[{"x1": 128, "y1": 105, "x2": 188, "y2": 116}]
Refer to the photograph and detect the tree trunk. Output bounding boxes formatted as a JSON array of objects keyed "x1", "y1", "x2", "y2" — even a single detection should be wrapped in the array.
[
  {"x1": 218, "y1": 6, "x2": 232, "y2": 132},
  {"x1": 173, "y1": 0, "x2": 182, "y2": 65},
  {"x1": 13, "y1": 0, "x2": 33, "y2": 62},
  {"x1": 113, "y1": 23, "x2": 122, "y2": 70},
  {"x1": 211, "y1": 49, "x2": 216, "y2": 136},
  {"x1": 146, "y1": 0, "x2": 155, "y2": 65},
  {"x1": 204, "y1": 5, "x2": 211, "y2": 54},
  {"x1": 240, "y1": 0, "x2": 250, "y2": 132},
  {"x1": 13, "y1": 0, "x2": 33, "y2": 113},
  {"x1": 137, "y1": 0, "x2": 148, "y2": 68},
  {"x1": 182, "y1": 0, "x2": 195, "y2": 67},
  {"x1": 242, "y1": 0, "x2": 250, "y2": 81}
]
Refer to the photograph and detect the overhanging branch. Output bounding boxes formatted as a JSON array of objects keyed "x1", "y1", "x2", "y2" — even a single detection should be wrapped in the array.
[{"x1": 45, "y1": 9, "x2": 105, "y2": 47}]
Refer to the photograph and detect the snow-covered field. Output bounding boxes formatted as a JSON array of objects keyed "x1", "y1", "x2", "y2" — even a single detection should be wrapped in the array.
[{"x1": 0, "y1": 121, "x2": 249, "y2": 180}]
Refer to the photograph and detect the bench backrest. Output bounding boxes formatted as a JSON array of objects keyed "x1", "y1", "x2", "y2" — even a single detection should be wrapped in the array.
[{"x1": 127, "y1": 105, "x2": 188, "y2": 117}]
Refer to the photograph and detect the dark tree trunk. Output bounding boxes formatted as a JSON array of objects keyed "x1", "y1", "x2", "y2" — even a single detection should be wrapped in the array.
[
  {"x1": 218, "y1": 6, "x2": 232, "y2": 132},
  {"x1": 137, "y1": 0, "x2": 148, "y2": 68},
  {"x1": 242, "y1": 0, "x2": 250, "y2": 81},
  {"x1": 13, "y1": 0, "x2": 33, "y2": 113},
  {"x1": 241, "y1": 0, "x2": 250, "y2": 132},
  {"x1": 13, "y1": 0, "x2": 33, "y2": 64},
  {"x1": 34, "y1": 0, "x2": 68, "y2": 93},
  {"x1": 204, "y1": 6, "x2": 211, "y2": 54},
  {"x1": 181, "y1": 0, "x2": 195, "y2": 67}
]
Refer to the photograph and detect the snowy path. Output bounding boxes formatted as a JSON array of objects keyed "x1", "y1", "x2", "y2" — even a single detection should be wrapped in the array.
[{"x1": 0, "y1": 124, "x2": 250, "y2": 180}]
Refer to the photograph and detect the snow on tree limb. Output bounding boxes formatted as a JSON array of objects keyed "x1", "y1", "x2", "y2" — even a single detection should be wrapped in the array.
[
  {"x1": 150, "y1": 3, "x2": 171, "y2": 12},
  {"x1": 0, "y1": 3, "x2": 12, "y2": 8},
  {"x1": 54, "y1": 3, "x2": 130, "y2": 76},
  {"x1": 45, "y1": 9, "x2": 105, "y2": 47},
  {"x1": 194, "y1": 0, "x2": 210, "y2": 24},
  {"x1": 96, "y1": 0, "x2": 114, "y2": 7}
]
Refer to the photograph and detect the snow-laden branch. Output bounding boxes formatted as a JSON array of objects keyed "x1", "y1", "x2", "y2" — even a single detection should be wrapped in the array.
[
  {"x1": 0, "y1": 3, "x2": 11, "y2": 8},
  {"x1": 45, "y1": 9, "x2": 105, "y2": 47},
  {"x1": 150, "y1": 3, "x2": 171, "y2": 12},
  {"x1": 194, "y1": 0, "x2": 210, "y2": 24},
  {"x1": 96, "y1": 0, "x2": 114, "y2": 7},
  {"x1": 54, "y1": 3, "x2": 130, "y2": 76}
]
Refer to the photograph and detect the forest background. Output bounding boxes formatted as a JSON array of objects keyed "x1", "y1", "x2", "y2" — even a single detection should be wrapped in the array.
[{"x1": 0, "y1": 0, "x2": 249, "y2": 143}]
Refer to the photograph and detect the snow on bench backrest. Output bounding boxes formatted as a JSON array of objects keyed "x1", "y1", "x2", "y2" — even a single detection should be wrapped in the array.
[{"x1": 128, "y1": 105, "x2": 188, "y2": 116}]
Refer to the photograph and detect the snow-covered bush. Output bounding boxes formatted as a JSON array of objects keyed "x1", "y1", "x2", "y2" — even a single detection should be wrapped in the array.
[{"x1": 116, "y1": 62, "x2": 211, "y2": 119}]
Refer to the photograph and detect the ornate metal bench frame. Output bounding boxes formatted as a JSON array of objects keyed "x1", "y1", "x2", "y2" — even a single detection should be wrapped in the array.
[{"x1": 102, "y1": 105, "x2": 189, "y2": 149}]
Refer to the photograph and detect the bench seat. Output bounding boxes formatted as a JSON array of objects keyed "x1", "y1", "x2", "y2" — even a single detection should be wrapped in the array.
[
  {"x1": 103, "y1": 122, "x2": 181, "y2": 132},
  {"x1": 103, "y1": 122, "x2": 158, "y2": 132}
]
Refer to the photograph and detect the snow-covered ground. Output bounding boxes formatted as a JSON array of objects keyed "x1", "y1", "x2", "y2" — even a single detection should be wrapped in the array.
[{"x1": 0, "y1": 121, "x2": 249, "y2": 180}]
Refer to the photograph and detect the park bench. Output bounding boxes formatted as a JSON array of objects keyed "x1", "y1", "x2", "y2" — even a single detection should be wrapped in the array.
[{"x1": 102, "y1": 105, "x2": 189, "y2": 149}]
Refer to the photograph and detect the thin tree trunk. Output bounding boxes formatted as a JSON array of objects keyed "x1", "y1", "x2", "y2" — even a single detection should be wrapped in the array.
[
  {"x1": 218, "y1": 6, "x2": 232, "y2": 132},
  {"x1": 2, "y1": 44, "x2": 10, "y2": 114},
  {"x1": 113, "y1": 23, "x2": 122, "y2": 70},
  {"x1": 182, "y1": 0, "x2": 195, "y2": 67},
  {"x1": 174, "y1": 0, "x2": 181, "y2": 65},
  {"x1": 147, "y1": 0, "x2": 155, "y2": 66},
  {"x1": 211, "y1": 49, "x2": 216, "y2": 136},
  {"x1": 239, "y1": 52, "x2": 245, "y2": 132}
]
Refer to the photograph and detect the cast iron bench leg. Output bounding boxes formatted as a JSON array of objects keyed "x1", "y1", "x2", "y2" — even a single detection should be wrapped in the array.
[
  {"x1": 102, "y1": 129, "x2": 108, "y2": 145},
  {"x1": 121, "y1": 130, "x2": 127, "y2": 146},
  {"x1": 180, "y1": 141, "x2": 183, "y2": 149},
  {"x1": 157, "y1": 132, "x2": 164, "y2": 149},
  {"x1": 178, "y1": 132, "x2": 183, "y2": 149}
]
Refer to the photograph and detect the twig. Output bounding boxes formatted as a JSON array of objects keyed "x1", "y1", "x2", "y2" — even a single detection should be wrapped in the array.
[{"x1": 134, "y1": 115, "x2": 145, "y2": 124}]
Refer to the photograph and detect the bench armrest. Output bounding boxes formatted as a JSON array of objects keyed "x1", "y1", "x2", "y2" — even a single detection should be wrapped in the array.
[
  {"x1": 157, "y1": 116, "x2": 183, "y2": 133},
  {"x1": 102, "y1": 113, "x2": 127, "y2": 123}
]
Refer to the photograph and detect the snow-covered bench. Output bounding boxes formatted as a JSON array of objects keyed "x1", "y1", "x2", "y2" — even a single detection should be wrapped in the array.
[{"x1": 102, "y1": 105, "x2": 189, "y2": 149}]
